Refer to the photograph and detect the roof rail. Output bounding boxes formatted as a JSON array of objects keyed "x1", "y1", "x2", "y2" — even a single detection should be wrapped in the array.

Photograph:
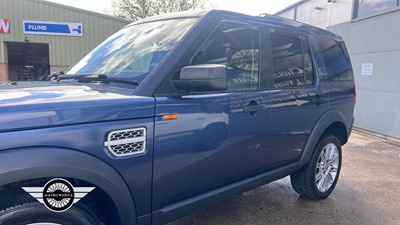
[{"x1": 263, "y1": 14, "x2": 306, "y2": 28}]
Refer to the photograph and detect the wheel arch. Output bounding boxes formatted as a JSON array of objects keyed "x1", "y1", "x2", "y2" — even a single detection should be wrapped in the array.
[
  {"x1": 0, "y1": 147, "x2": 136, "y2": 225},
  {"x1": 299, "y1": 110, "x2": 350, "y2": 168}
]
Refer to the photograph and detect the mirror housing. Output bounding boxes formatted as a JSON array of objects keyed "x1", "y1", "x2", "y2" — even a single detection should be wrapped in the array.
[{"x1": 173, "y1": 64, "x2": 227, "y2": 92}]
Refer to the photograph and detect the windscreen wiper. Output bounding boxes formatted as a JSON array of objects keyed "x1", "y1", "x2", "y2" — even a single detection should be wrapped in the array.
[{"x1": 57, "y1": 74, "x2": 139, "y2": 86}]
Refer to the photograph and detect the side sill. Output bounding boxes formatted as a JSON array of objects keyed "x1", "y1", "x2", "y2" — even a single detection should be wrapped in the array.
[
  {"x1": 137, "y1": 213, "x2": 152, "y2": 225},
  {"x1": 152, "y1": 162, "x2": 298, "y2": 225}
]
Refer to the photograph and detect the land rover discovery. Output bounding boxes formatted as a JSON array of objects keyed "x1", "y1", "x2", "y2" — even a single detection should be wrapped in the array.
[{"x1": 0, "y1": 10, "x2": 355, "y2": 225}]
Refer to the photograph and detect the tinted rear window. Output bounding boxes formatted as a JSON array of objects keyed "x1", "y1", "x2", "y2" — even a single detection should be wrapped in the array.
[
  {"x1": 316, "y1": 34, "x2": 352, "y2": 80},
  {"x1": 269, "y1": 32, "x2": 314, "y2": 89}
]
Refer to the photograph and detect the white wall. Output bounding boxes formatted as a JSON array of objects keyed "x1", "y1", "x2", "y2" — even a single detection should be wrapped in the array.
[
  {"x1": 330, "y1": 10, "x2": 400, "y2": 138},
  {"x1": 278, "y1": 8, "x2": 295, "y2": 20},
  {"x1": 296, "y1": 0, "x2": 329, "y2": 28},
  {"x1": 276, "y1": 0, "x2": 353, "y2": 28}
]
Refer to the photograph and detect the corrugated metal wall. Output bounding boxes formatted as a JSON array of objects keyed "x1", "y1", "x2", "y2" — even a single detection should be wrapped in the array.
[
  {"x1": 276, "y1": 0, "x2": 352, "y2": 29},
  {"x1": 0, "y1": 0, "x2": 129, "y2": 67}
]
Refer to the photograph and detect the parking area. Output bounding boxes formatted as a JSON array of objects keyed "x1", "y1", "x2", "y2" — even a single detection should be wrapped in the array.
[{"x1": 169, "y1": 130, "x2": 400, "y2": 225}]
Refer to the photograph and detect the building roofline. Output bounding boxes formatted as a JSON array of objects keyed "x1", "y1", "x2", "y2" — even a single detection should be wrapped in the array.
[
  {"x1": 32, "y1": 0, "x2": 130, "y2": 23},
  {"x1": 274, "y1": 0, "x2": 308, "y2": 15}
]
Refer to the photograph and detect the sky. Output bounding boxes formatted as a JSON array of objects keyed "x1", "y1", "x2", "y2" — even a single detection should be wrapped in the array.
[{"x1": 45, "y1": 0, "x2": 300, "y2": 16}]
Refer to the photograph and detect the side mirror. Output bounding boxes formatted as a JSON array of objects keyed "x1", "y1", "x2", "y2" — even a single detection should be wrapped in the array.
[{"x1": 173, "y1": 64, "x2": 227, "y2": 92}]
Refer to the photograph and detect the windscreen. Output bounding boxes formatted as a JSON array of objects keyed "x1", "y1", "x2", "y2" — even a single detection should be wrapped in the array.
[{"x1": 66, "y1": 18, "x2": 197, "y2": 83}]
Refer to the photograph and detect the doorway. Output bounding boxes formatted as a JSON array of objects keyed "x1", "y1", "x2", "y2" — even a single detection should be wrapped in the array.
[{"x1": 7, "y1": 42, "x2": 50, "y2": 81}]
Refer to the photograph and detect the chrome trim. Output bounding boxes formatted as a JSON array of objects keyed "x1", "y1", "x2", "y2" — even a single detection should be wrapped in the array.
[{"x1": 104, "y1": 128, "x2": 146, "y2": 156}]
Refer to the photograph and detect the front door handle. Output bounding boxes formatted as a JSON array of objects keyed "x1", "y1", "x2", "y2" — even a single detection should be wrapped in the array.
[{"x1": 243, "y1": 100, "x2": 268, "y2": 115}]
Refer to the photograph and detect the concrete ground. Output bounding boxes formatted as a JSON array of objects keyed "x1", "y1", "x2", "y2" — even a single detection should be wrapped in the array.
[{"x1": 168, "y1": 130, "x2": 400, "y2": 225}]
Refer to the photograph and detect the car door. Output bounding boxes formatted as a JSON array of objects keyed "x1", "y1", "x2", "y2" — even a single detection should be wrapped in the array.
[
  {"x1": 263, "y1": 29, "x2": 329, "y2": 169},
  {"x1": 152, "y1": 21, "x2": 271, "y2": 211}
]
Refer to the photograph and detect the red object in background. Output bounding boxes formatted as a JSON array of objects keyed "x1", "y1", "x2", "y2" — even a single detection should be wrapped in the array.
[{"x1": 0, "y1": 19, "x2": 10, "y2": 33}]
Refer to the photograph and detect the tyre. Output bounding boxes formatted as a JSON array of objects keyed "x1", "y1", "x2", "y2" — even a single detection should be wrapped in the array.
[
  {"x1": 290, "y1": 135, "x2": 342, "y2": 200},
  {"x1": 0, "y1": 201, "x2": 100, "y2": 225}
]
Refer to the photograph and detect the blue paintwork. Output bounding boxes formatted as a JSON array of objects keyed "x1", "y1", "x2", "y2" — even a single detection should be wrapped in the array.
[
  {"x1": 153, "y1": 92, "x2": 270, "y2": 210},
  {"x1": 0, "y1": 82, "x2": 155, "y2": 132},
  {"x1": 0, "y1": 81, "x2": 156, "y2": 216}
]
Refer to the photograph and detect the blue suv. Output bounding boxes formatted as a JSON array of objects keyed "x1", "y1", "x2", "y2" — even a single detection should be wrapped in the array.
[{"x1": 0, "y1": 10, "x2": 355, "y2": 225}]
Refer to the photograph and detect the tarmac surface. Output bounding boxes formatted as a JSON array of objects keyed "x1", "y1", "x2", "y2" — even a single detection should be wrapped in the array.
[{"x1": 168, "y1": 130, "x2": 400, "y2": 225}]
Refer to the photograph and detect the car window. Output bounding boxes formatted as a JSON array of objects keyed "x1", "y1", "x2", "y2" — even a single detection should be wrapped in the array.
[
  {"x1": 269, "y1": 32, "x2": 314, "y2": 89},
  {"x1": 192, "y1": 21, "x2": 259, "y2": 92},
  {"x1": 316, "y1": 34, "x2": 352, "y2": 81},
  {"x1": 66, "y1": 18, "x2": 197, "y2": 84}
]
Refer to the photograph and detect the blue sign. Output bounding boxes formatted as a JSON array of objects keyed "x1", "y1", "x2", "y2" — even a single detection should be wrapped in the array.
[{"x1": 23, "y1": 21, "x2": 83, "y2": 36}]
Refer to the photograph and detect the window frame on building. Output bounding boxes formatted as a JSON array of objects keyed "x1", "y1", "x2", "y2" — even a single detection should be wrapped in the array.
[{"x1": 353, "y1": 0, "x2": 400, "y2": 19}]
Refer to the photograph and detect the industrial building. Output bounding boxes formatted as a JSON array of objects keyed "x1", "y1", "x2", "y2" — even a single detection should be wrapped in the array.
[
  {"x1": 0, "y1": 0, "x2": 129, "y2": 81},
  {"x1": 276, "y1": 0, "x2": 400, "y2": 139}
]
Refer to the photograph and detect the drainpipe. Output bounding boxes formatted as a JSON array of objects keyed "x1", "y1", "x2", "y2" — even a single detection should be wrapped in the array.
[{"x1": 327, "y1": 0, "x2": 336, "y2": 28}]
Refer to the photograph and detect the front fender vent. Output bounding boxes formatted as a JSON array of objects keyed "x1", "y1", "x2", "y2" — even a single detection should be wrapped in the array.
[{"x1": 104, "y1": 128, "x2": 146, "y2": 156}]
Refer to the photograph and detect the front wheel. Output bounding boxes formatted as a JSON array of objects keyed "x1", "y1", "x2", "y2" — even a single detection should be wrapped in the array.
[
  {"x1": 0, "y1": 202, "x2": 100, "y2": 225},
  {"x1": 291, "y1": 135, "x2": 342, "y2": 200}
]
